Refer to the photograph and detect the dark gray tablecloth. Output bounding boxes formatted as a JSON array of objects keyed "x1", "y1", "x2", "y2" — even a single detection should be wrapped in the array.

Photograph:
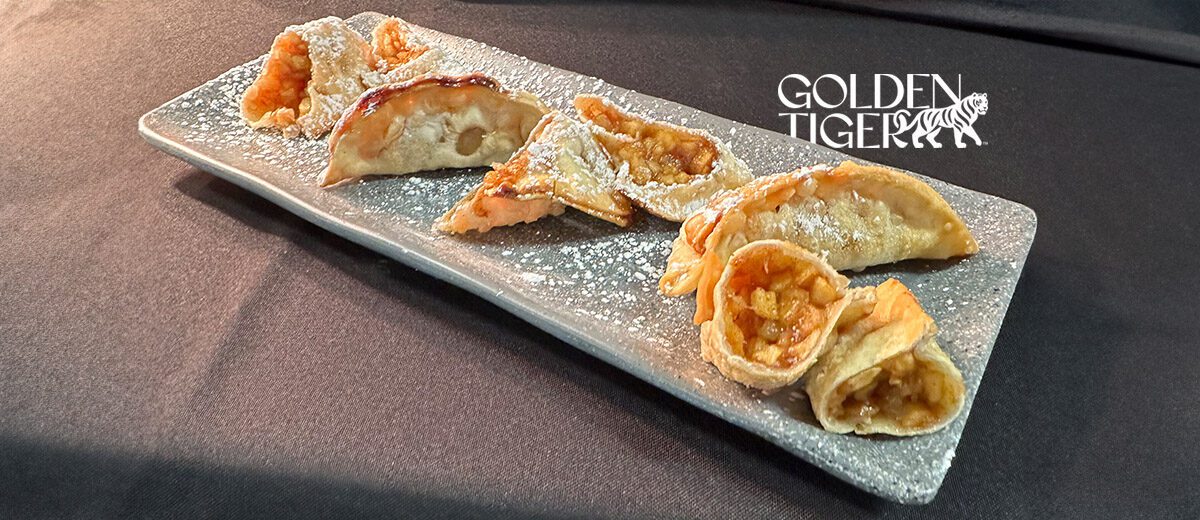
[{"x1": 2, "y1": 1, "x2": 1198, "y2": 518}]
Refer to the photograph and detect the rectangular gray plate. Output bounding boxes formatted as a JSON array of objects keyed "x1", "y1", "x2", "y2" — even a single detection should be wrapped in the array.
[{"x1": 138, "y1": 12, "x2": 1035, "y2": 504}]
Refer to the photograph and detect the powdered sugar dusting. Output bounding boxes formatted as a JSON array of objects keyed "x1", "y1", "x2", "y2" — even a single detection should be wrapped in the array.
[{"x1": 141, "y1": 12, "x2": 1037, "y2": 505}]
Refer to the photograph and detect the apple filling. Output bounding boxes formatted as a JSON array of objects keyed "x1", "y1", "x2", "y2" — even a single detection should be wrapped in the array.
[
  {"x1": 721, "y1": 251, "x2": 841, "y2": 369},
  {"x1": 372, "y1": 18, "x2": 431, "y2": 69},
  {"x1": 577, "y1": 98, "x2": 717, "y2": 186},
  {"x1": 242, "y1": 31, "x2": 313, "y2": 127},
  {"x1": 832, "y1": 350, "x2": 957, "y2": 430}
]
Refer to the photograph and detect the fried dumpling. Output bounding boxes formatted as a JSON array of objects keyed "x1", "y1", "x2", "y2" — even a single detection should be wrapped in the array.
[
  {"x1": 700, "y1": 240, "x2": 851, "y2": 392},
  {"x1": 320, "y1": 73, "x2": 549, "y2": 187},
  {"x1": 574, "y1": 95, "x2": 752, "y2": 222},
  {"x1": 437, "y1": 111, "x2": 634, "y2": 233},
  {"x1": 661, "y1": 160, "x2": 978, "y2": 324},
  {"x1": 241, "y1": 16, "x2": 381, "y2": 138},
  {"x1": 805, "y1": 279, "x2": 965, "y2": 436},
  {"x1": 364, "y1": 17, "x2": 443, "y2": 86}
]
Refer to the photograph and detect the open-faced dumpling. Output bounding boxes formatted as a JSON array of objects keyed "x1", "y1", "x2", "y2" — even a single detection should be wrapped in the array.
[
  {"x1": 437, "y1": 111, "x2": 634, "y2": 233},
  {"x1": 241, "y1": 16, "x2": 381, "y2": 138},
  {"x1": 700, "y1": 240, "x2": 851, "y2": 392},
  {"x1": 661, "y1": 160, "x2": 978, "y2": 324},
  {"x1": 320, "y1": 73, "x2": 549, "y2": 187},
  {"x1": 805, "y1": 279, "x2": 965, "y2": 436},
  {"x1": 574, "y1": 95, "x2": 752, "y2": 222},
  {"x1": 364, "y1": 17, "x2": 443, "y2": 86}
]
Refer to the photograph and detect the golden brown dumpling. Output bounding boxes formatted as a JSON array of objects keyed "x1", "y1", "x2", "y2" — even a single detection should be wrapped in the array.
[
  {"x1": 241, "y1": 16, "x2": 381, "y2": 138},
  {"x1": 320, "y1": 73, "x2": 549, "y2": 187},
  {"x1": 700, "y1": 240, "x2": 851, "y2": 391},
  {"x1": 661, "y1": 160, "x2": 978, "y2": 324},
  {"x1": 574, "y1": 95, "x2": 752, "y2": 221},
  {"x1": 437, "y1": 111, "x2": 634, "y2": 233},
  {"x1": 805, "y1": 279, "x2": 965, "y2": 436}
]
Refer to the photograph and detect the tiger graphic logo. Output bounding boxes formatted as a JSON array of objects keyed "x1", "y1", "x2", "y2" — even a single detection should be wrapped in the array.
[{"x1": 893, "y1": 92, "x2": 988, "y2": 148}]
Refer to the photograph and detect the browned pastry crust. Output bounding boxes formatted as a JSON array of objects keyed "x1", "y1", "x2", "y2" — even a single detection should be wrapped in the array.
[
  {"x1": 661, "y1": 160, "x2": 978, "y2": 324},
  {"x1": 437, "y1": 111, "x2": 633, "y2": 233},
  {"x1": 320, "y1": 73, "x2": 548, "y2": 187}
]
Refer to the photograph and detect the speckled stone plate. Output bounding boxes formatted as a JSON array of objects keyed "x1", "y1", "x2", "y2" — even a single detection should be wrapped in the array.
[{"x1": 139, "y1": 11, "x2": 1036, "y2": 504}]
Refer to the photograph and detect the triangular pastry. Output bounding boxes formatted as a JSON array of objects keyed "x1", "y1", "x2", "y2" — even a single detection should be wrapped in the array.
[
  {"x1": 574, "y1": 95, "x2": 752, "y2": 222},
  {"x1": 241, "y1": 16, "x2": 380, "y2": 138},
  {"x1": 661, "y1": 160, "x2": 978, "y2": 324},
  {"x1": 700, "y1": 240, "x2": 851, "y2": 392},
  {"x1": 320, "y1": 73, "x2": 549, "y2": 187},
  {"x1": 437, "y1": 111, "x2": 634, "y2": 233},
  {"x1": 805, "y1": 279, "x2": 965, "y2": 436}
]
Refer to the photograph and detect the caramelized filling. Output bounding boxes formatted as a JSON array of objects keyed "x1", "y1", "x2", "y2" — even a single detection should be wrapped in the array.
[
  {"x1": 722, "y1": 251, "x2": 840, "y2": 368},
  {"x1": 242, "y1": 32, "x2": 312, "y2": 123},
  {"x1": 443, "y1": 153, "x2": 559, "y2": 233},
  {"x1": 833, "y1": 351, "x2": 950, "y2": 430},
  {"x1": 372, "y1": 18, "x2": 430, "y2": 69},
  {"x1": 478, "y1": 152, "x2": 531, "y2": 200},
  {"x1": 578, "y1": 98, "x2": 717, "y2": 185}
]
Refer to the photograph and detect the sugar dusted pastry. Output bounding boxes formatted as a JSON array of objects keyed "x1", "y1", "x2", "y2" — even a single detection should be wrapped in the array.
[
  {"x1": 320, "y1": 73, "x2": 549, "y2": 187},
  {"x1": 574, "y1": 95, "x2": 752, "y2": 221},
  {"x1": 700, "y1": 240, "x2": 851, "y2": 392},
  {"x1": 241, "y1": 16, "x2": 381, "y2": 138},
  {"x1": 805, "y1": 279, "x2": 965, "y2": 436},
  {"x1": 365, "y1": 17, "x2": 443, "y2": 86},
  {"x1": 437, "y1": 111, "x2": 634, "y2": 233},
  {"x1": 661, "y1": 160, "x2": 978, "y2": 324}
]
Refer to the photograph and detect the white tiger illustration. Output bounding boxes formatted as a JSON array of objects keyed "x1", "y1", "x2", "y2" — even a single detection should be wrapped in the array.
[{"x1": 893, "y1": 93, "x2": 988, "y2": 148}]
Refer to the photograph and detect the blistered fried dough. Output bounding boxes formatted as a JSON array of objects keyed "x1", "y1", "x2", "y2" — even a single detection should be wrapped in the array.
[
  {"x1": 241, "y1": 17, "x2": 381, "y2": 138},
  {"x1": 700, "y1": 240, "x2": 851, "y2": 391},
  {"x1": 437, "y1": 111, "x2": 634, "y2": 233},
  {"x1": 320, "y1": 74, "x2": 548, "y2": 187},
  {"x1": 661, "y1": 160, "x2": 978, "y2": 324},
  {"x1": 574, "y1": 95, "x2": 752, "y2": 221},
  {"x1": 366, "y1": 17, "x2": 442, "y2": 85},
  {"x1": 805, "y1": 279, "x2": 965, "y2": 436}
]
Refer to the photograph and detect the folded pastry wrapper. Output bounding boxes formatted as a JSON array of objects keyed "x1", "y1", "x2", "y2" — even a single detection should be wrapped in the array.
[
  {"x1": 320, "y1": 73, "x2": 548, "y2": 187},
  {"x1": 241, "y1": 17, "x2": 443, "y2": 139},
  {"x1": 805, "y1": 280, "x2": 965, "y2": 436},
  {"x1": 364, "y1": 17, "x2": 443, "y2": 86},
  {"x1": 661, "y1": 160, "x2": 979, "y2": 324},
  {"x1": 437, "y1": 111, "x2": 633, "y2": 233},
  {"x1": 574, "y1": 95, "x2": 752, "y2": 222},
  {"x1": 700, "y1": 240, "x2": 850, "y2": 391},
  {"x1": 241, "y1": 17, "x2": 379, "y2": 138}
]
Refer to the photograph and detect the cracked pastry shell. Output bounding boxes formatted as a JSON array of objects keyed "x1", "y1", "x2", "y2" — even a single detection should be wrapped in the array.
[
  {"x1": 437, "y1": 111, "x2": 634, "y2": 233},
  {"x1": 700, "y1": 240, "x2": 851, "y2": 392},
  {"x1": 240, "y1": 16, "x2": 380, "y2": 138},
  {"x1": 805, "y1": 279, "x2": 965, "y2": 436},
  {"x1": 661, "y1": 160, "x2": 978, "y2": 324},
  {"x1": 319, "y1": 73, "x2": 549, "y2": 187},
  {"x1": 574, "y1": 95, "x2": 752, "y2": 222}
]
